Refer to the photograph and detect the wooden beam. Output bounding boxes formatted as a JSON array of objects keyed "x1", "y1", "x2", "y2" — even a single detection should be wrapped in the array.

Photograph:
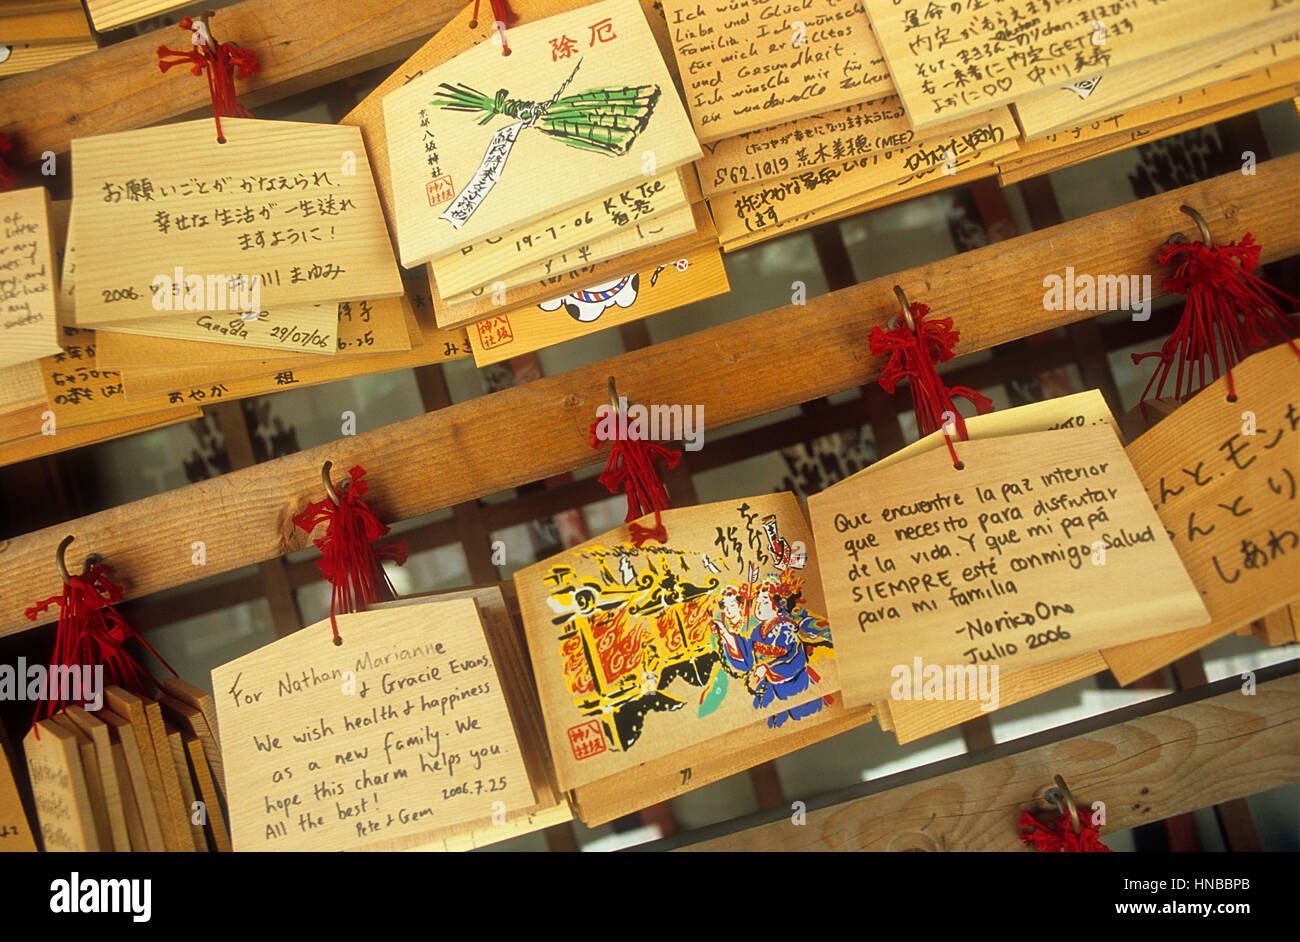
[
  {"x1": 3, "y1": 159, "x2": 1298, "y2": 636},
  {"x1": 645, "y1": 663, "x2": 1300, "y2": 852},
  {"x1": 0, "y1": 0, "x2": 454, "y2": 159}
]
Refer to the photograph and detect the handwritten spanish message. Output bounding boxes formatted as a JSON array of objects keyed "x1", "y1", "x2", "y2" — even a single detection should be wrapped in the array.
[
  {"x1": 808, "y1": 423, "x2": 1209, "y2": 706},
  {"x1": 0, "y1": 188, "x2": 61, "y2": 370},
  {"x1": 1104, "y1": 344, "x2": 1300, "y2": 684},
  {"x1": 863, "y1": 0, "x2": 1300, "y2": 130},
  {"x1": 71, "y1": 118, "x2": 402, "y2": 325},
  {"x1": 212, "y1": 600, "x2": 534, "y2": 852},
  {"x1": 664, "y1": 0, "x2": 889, "y2": 141}
]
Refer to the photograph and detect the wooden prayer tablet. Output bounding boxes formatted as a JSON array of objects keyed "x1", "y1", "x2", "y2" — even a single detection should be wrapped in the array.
[
  {"x1": 98, "y1": 708, "x2": 167, "y2": 852},
  {"x1": 429, "y1": 171, "x2": 691, "y2": 298},
  {"x1": 84, "y1": 0, "x2": 190, "y2": 32},
  {"x1": 183, "y1": 735, "x2": 232, "y2": 853},
  {"x1": 1104, "y1": 344, "x2": 1300, "y2": 685},
  {"x1": 808, "y1": 423, "x2": 1210, "y2": 707},
  {"x1": 47, "y1": 714, "x2": 115, "y2": 850},
  {"x1": 863, "y1": 0, "x2": 1300, "y2": 131},
  {"x1": 515, "y1": 491, "x2": 839, "y2": 792},
  {"x1": 24, "y1": 717, "x2": 100, "y2": 851},
  {"x1": 0, "y1": 724, "x2": 37, "y2": 851},
  {"x1": 469, "y1": 243, "x2": 729, "y2": 366},
  {"x1": 63, "y1": 705, "x2": 134, "y2": 852},
  {"x1": 0, "y1": 187, "x2": 62, "y2": 369},
  {"x1": 70, "y1": 118, "x2": 403, "y2": 324},
  {"x1": 382, "y1": 0, "x2": 701, "y2": 266},
  {"x1": 1012, "y1": 25, "x2": 1300, "y2": 141},
  {"x1": 662, "y1": 0, "x2": 891, "y2": 142},
  {"x1": 211, "y1": 599, "x2": 535, "y2": 851}
]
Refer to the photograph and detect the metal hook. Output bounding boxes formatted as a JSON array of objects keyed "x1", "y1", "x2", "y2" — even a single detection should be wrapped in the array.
[
  {"x1": 1046, "y1": 774, "x2": 1082, "y2": 836},
  {"x1": 322, "y1": 461, "x2": 341, "y2": 505},
  {"x1": 608, "y1": 376, "x2": 620, "y2": 414},
  {"x1": 198, "y1": 9, "x2": 220, "y2": 58},
  {"x1": 893, "y1": 285, "x2": 916, "y2": 332},
  {"x1": 1180, "y1": 204, "x2": 1213, "y2": 246},
  {"x1": 55, "y1": 535, "x2": 74, "y2": 583}
]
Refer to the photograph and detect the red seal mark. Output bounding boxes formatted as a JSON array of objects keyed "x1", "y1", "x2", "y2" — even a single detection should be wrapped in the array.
[
  {"x1": 426, "y1": 175, "x2": 455, "y2": 207},
  {"x1": 567, "y1": 720, "x2": 605, "y2": 760},
  {"x1": 475, "y1": 314, "x2": 513, "y2": 350}
]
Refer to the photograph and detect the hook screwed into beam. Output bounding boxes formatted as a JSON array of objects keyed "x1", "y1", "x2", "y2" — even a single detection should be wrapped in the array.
[
  {"x1": 322, "y1": 461, "x2": 341, "y2": 505},
  {"x1": 893, "y1": 285, "x2": 916, "y2": 332}
]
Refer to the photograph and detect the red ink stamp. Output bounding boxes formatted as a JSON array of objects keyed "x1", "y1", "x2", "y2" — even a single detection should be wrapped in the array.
[
  {"x1": 426, "y1": 175, "x2": 455, "y2": 206},
  {"x1": 567, "y1": 720, "x2": 605, "y2": 760},
  {"x1": 476, "y1": 314, "x2": 514, "y2": 350}
]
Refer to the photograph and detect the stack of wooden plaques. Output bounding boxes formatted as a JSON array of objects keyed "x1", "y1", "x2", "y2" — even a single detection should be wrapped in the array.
[
  {"x1": 353, "y1": 0, "x2": 732, "y2": 367},
  {"x1": 857, "y1": 0, "x2": 1300, "y2": 187},
  {"x1": 23, "y1": 678, "x2": 231, "y2": 851},
  {"x1": 659, "y1": 0, "x2": 1020, "y2": 250},
  {"x1": 0, "y1": 2, "x2": 96, "y2": 79}
]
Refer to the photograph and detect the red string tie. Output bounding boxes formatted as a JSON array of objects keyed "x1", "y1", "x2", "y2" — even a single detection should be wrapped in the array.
[
  {"x1": 293, "y1": 465, "x2": 406, "y2": 644},
  {"x1": 870, "y1": 300, "x2": 994, "y2": 466},
  {"x1": 589, "y1": 409, "x2": 681, "y2": 547},
  {"x1": 25, "y1": 563, "x2": 177, "y2": 731},
  {"x1": 157, "y1": 16, "x2": 261, "y2": 143},
  {"x1": 470, "y1": 0, "x2": 520, "y2": 55}
]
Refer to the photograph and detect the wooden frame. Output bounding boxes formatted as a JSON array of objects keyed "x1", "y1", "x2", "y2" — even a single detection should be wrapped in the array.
[{"x1": 1, "y1": 1, "x2": 1297, "y2": 852}]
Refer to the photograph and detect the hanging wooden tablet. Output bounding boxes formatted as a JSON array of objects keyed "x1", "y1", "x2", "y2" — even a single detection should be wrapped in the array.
[
  {"x1": 23, "y1": 718, "x2": 100, "y2": 851},
  {"x1": 436, "y1": 202, "x2": 701, "y2": 304},
  {"x1": 862, "y1": 0, "x2": 1299, "y2": 131},
  {"x1": 85, "y1": 0, "x2": 190, "y2": 32},
  {"x1": 211, "y1": 599, "x2": 536, "y2": 851},
  {"x1": 661, "y1": 0, "x2": 890, "y2": 141},
  {"x1": 46, "y1": 714, "x2": 114, "y2": 849},
  {"x1": 865, "y1": 391, "x2": 1118, "y2": 744},
  {"x1": 71, "y1": 118, "x2": 403, "y2": 325},
  {"x1": 1012, "y1": 27, "x2": 1300, "y2": 141},
  {"x1": 428, "y1": 171, "x2": 691, "y2": 297},
  {"x1": 1104, "y1": 343, "x2": 1300, "y2": 685},
  {"x1": 515, "y1": 492, "x2": 839, "y2": 791},
  {"x1": 0, "y1": 724, "x2": 37, "y2": 851},
  {"x1": 62, "y1": 705, "x2": 135, "y2": 852},
  {"x1": 469, "y1": 244, "x2": 729, "y2": 365},
  {"x1": 808, "y1": 422, "x2": 1210, "y2": 706},
  {"x1": 0, "y1": 187, "x2": 61, "y2": 369},
  {"x1": 98, "y1": 708, "x2": 168, "y2": 851},
  {"x1": 104, "y1": 686, "x2": 184, "y2": 852},
  {"x1": 381, "y1": 0, "x2": 701, "y2": 266},
  {"x1": 698, "y1": 98, "x2": 1014, "y2": 197}
]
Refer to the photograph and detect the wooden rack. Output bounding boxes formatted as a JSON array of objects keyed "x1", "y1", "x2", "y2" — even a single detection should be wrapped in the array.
[{"x1": 1, "y1": 0, "x2": 1297, "y2": 851}]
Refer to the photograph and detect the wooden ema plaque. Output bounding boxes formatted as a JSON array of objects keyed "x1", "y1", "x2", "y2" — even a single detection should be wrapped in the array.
[
  {"x1": 1104, "y1": 343, "x2": 1300, "y2": 684},
  {"x1": 0, "y1": 187, "x2": 61, "y2": 369},
  {"x1": 23, "y1": 717, "x2": 100, "y2": 851},
  {"x1": 71, "y1": 118, "x2": 403, "y2": 324},
  {"x1": 515, "y1": 492, "x2": 839, "y2": 791},
  {"x1": 808, "y1": 423, "x2": 1210, "y2": 706},
  {"x1": 862, "y1": 0, "x2": 1300, "y2": 131},
  {"x1": 662, "y1": 0, "x2": 891, "y2": 142},
  {"x1": 211, "y1": 599, "x2": 534, "y2": 851},
  {"x1": 0, "y1": 723, "x2": 37, "y2": 851},
  {"x1": 381, "y1": 0, "x2": 701, "y2": 266}
]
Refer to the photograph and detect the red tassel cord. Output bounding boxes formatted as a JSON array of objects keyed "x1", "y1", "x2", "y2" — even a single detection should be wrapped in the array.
[
  {"x1": 0, "y1": 133, "x2": 17, "y2": 191},
  {"x1": 589, "y1": 414, "x2": 681, "y2": 547},
  {"x1": 1134, "y1": 233, "x2": 1299, "y2": 410},
  {"x1": 470, "y1": 0, "x2": 520, "y2": 54},
  {"x1": 25, "y1": 564, "x2": 177, "y2": 729},
  {"x1": 870, "y1": 302, "x2": 994, "y2": 465},
  {"x1": 157, "y1": 16, "x2": 261, "y2": 143},
  {"x1": 1018, "y1": 809, "x2": 1111, "y2": 852},
  {"x1": 293, "y1": 465, "x2": 407, "y2": 644}
]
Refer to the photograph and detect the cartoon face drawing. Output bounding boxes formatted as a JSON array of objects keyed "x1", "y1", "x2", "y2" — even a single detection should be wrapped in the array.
[{"x1": 538, "y1": 273, "x2": 640, "y2": 323}]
